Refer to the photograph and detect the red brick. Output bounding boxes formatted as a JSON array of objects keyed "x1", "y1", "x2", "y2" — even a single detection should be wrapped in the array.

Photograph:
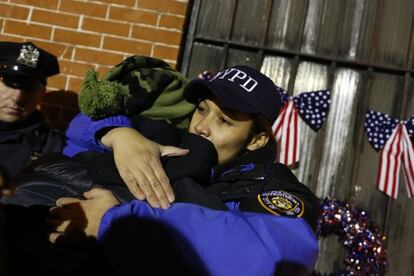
[
  {"x1": 96, "y1": 65, "x2": 115, "y2": 77},
  {"x1": 132, "y1": 25, "x2": 182, "y2": 45},
  {"x1": 82, "y1": 17, "x2": 130, "y2": 37},
  {"x1": 102, "y1": 0, "x2": 135, "y2": 6},
  {"x1": 32, "y1": 9, "x2": 79, "y2": 28},
  {"x1": 59, "y1": 0, "x2": 107, "y2": 18},
  {"x1": 103, "y1": 37, "x2": 152, "y2": 56},
  {"x1": 47, "y1": 75, "x2": 66, "y2": 91},
  {"x1": 109, "y1": 6, "x2": 158, "y2": 25},
  {"x1": 59, "y1": 60, "x2": 93, "y2": 77},
  {"x1": 54, "y1": 29, "x2": 101, "y2": 48},
  {"x1": 0, "y1": 34, "x2": 23, "y2": 42},
  {"x1": 153, "y1": 45, "x2": 179, "y2": 61},
  {"x1": 75, "y1": 48, "x2": 124, "y2": 66},
  {"x1": 61, "y1": 45, "x2": 74, "y2": 59},
  {"x1": 0, "y1": 4, "x2": 30, "y2": 20},
  {"x1": 11, "y1": 0, "x2": 59, "y2": 10},
  {"x1": 67, "y1": 76, "x2": 84, "y2": 92},
  {"x1": 4, "y1": 20, "x2": 52, "y2": 40},
  {"x1": 131, "y1": 25, "x2": 154, "y2": 41},
  {"x1": 159, "y1": 14, "x2": 184, "y2": 30},
  {"x1": 139, "y1": 0, "x2": 187, "y2": 15}
]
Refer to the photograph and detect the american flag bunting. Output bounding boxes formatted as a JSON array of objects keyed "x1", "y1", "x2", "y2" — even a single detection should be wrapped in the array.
[
  {"x1": 272, "y1": 88, "x2": 331, "y2": 166},
  {"x1": 365, "y1": 110, "x2": 414, "y2": 198}
]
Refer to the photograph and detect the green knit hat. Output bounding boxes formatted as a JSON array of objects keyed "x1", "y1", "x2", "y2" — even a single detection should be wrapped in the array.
[{"x1": 78, "y1": 56, "x2": 195, "y2": 126}]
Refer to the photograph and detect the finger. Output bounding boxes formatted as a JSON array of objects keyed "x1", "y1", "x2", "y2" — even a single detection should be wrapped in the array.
[
  {"x1": 142, "y1": 157, "x2": 172, "y2": 208},
  {"x1": 49, "y1": 205, "x2": 78, "y2": 219},
  {"x1": 48, "y1": 232, "x2": 64, "y2": 243},
  {"x1": 159, "y1": 146, "x2": 189, "y2": 157},
  {"x1": 151, "y1": 160, "x2": 174, "y2": 204},
  {"x1": 49, "y1": 206, "x2": 59, "y2": 214},
  {"x1": 47, "y1": 219, "x2": 71, "y2": 232},
  {"x1": 49, "y1": 206, "x2": 69, "y2": 218},
  {"x1": 49, "y1": 230, "x2": 88, "y2": 245},
  {"x1": 119, "y1": 169, "x2": 145, "y2": 200},
  {"x1": 1, "y1": 188, "x2": 14, "y2": 197},
  {"x1": 133, "y1": 171, "x2": 161, "y2": 208},
  {"x1": 56, "y1": 197, "x2": 81, "y2": 207},
  {"x1": 83, "y1": 187, "x2": 111, "y2": 199}
]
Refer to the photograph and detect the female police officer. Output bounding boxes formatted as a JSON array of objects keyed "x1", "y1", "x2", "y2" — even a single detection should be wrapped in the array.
[{"x1": 47, "y1": 65, "x2": 320, "y2": 275}]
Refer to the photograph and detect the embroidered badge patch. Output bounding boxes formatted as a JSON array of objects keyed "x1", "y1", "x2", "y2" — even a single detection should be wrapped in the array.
[{"x1": 257, "y1": 190, "x2": 304, "y2": 217}]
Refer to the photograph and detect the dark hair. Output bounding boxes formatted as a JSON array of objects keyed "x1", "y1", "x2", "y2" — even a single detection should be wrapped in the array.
[
  {"x1": 237, "y1": 114, "x2": 275, "y2": 158},
  {"x1": 250, "y1": 115, "x2": 274, "y2": 140}
]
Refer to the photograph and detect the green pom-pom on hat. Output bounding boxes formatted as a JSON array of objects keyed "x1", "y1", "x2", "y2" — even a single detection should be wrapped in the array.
[
  {"x1": 77, "y1": 56, "x2": 194, "y2": 128},
  {"x1": 78, "y1": 69, "x2": 130, "y2": 120}
]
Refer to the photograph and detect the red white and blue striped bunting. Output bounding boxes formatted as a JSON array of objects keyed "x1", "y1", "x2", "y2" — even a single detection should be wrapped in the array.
[
  {"x1": 365, "y1": 110, "x2": 414, "y2": 199},
  {"x1": 272, "y1": 89, "x2": 331, "y2": 166}
]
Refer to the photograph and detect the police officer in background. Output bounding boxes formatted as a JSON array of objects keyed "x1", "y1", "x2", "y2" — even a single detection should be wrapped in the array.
[{"x1": 0, "y1": 41, "x2": 65, "y2": 189}]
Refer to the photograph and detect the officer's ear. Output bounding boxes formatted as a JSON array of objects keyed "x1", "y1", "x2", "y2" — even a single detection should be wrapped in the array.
[
  {"x1": 246, "y1": 132, "x2": 269, "y2": 151},
  {"x1": 246, "y1": 115, "x2": 272, "y2": 151}
]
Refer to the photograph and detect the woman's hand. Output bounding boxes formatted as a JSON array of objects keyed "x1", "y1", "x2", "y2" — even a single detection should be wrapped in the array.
[
  {"x1": 101, "y1": 127, "x2": 189, "y2": 209},
  {"x1": 48, "y1": 188, "x2": 120, "y2": 241}
]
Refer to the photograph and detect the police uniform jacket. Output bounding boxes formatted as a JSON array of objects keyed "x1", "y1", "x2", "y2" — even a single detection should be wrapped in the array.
[{"x1": 0, "y1": 110, "x2": 65, "y2": 181}]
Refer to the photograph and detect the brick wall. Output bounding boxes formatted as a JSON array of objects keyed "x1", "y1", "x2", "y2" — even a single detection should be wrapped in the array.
[{"x1": 0, "y1": 0, "x2": 190, "y2": 130}]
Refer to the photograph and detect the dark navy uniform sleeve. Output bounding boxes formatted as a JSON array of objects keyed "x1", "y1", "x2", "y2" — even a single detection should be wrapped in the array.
[{"x1": 238, "y1": 163, "x2": 321, "y2": 232}]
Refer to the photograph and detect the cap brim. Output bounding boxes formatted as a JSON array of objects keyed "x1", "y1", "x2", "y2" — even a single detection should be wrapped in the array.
[
  {"x1": 184, "y1": 79, "x2": 260, "y2": 115},
  {"x1": 0, "y1": 72, "x2": 44, "y2": 91}
]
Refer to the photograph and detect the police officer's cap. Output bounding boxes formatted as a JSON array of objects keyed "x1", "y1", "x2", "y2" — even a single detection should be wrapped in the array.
[{"x1": 0, "y1": 41, "x2": 59, "y2": 91}]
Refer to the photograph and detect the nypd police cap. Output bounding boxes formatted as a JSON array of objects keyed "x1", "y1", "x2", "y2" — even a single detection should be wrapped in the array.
[
  {"x1": 0, "y1": 41, "x2": 59, "y2": 91},
  {"x1": 184, "y1": 65, "x2": 284, "y2": 126}
]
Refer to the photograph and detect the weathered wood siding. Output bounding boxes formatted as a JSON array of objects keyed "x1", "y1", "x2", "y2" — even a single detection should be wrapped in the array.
[{"x1": 180, "y1": 0, "x2": 414, "y2": 274}]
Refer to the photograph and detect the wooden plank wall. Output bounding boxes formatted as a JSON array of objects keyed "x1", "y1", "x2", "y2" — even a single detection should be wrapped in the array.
[{"x1": 180, "y1": 0, "x2": 414, "y2": 274}]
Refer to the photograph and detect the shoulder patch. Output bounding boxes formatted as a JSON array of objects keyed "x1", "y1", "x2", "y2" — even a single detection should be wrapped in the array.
[{"x1": 257, "y1": 190, "x2": 304, "y2": 217}]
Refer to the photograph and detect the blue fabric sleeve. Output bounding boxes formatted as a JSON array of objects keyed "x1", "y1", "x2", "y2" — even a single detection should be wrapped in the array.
[
  {"x1": 98, "y1": 201, "x2": 319, "y2": 276},
  {"x1": 63, "y1": 113, "x2": 132, "y2": 157}
]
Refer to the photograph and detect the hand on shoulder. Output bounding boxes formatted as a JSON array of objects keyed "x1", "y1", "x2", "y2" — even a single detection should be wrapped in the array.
[{"x1": 101, "y1": 127, "x2": 189, "y2": 209}]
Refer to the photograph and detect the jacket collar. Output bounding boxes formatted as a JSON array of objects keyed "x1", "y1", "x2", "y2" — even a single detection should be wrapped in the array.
[
  {"x1": 211, "y1": 140, "x2": 277, "y2": 183},
  {"x1": 0, "y1": 110, "x2": 45, "y2": 141}
]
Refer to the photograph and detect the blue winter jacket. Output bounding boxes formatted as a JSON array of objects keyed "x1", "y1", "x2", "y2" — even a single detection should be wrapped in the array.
[
  {"x1": 98, "y1": 201, "x2": 319, "y2": 276},
  {"x1": 60, "y1": 112, "x2": 320, "y2": 275},
  {"x1": 63, "y1": 113, "x2": 131, "y2": 157}
]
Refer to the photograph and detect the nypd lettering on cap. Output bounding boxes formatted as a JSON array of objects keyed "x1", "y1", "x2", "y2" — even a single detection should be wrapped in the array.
[
  {"x1": 257, "y1": 190, "x2": 304, "y2": 217},
  {"x1": 211, "y1": 68, "x2": 258, "y2": 92}
]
